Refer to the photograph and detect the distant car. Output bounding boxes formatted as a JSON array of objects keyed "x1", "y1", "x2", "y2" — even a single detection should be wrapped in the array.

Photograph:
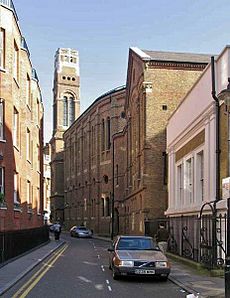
[
  {"x1": 70, "y1": 226, "x2": 92, "y2": 238},
  {"x1": 108, "y1": 235, "x2": 170, "y2": 280}
]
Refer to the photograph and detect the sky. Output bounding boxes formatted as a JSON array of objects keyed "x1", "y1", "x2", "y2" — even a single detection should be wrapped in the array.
[{"x1": 13, "y1": 0, "x2": 230, "y2": 142}]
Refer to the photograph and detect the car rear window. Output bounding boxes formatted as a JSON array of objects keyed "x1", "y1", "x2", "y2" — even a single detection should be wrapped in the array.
[
  {"x1": 77, "y1": 227, "x2": 87, "y2": 231},
  {"x1": 117, "y1": 238, "x2": 158, "y2": 250}
]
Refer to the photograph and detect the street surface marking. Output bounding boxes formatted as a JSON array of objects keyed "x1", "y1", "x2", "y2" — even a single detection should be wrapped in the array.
[
  {"x1": 108, "y1": 286, "x2": 112, "y2": 291},
  {"x1": 106, "y1": 279, "x2": 109, "y2": 284},
  {"x1": 77, "y1": 276, "x2": 92, "y2": 283},
  {"x1": 83, "y1": 261, "x2": 98, "y2": 266},
  {"x1": 97, "y1": 254, "x2": 100, "y2": 259},
  {"x1": 95, "y1": 284, "x2": 104, "y2": 290},
  {"x1": 101, "y1": 265, "x2": 105, "y2": 271},
  {"x1": 12, "y1": 244, "x2": 68, "y2": 298}
]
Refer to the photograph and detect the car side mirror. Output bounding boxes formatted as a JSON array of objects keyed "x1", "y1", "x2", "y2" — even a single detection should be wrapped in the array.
[{"x1": 108, "y1": 247, "x2": 114, "y2": 252}]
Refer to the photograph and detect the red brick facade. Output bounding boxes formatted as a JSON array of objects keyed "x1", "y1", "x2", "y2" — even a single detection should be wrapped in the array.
[
  {"x1": 0, "y1": 2, "x2": 44, "y2": 231},
  {"x1": 63, "y1": 86, "x2": 126, "y2": 234}
]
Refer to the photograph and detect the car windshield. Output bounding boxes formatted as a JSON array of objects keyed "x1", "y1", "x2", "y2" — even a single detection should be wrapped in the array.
[{"x1": 117, "y1": 238, "x2": 158, "y2": 250}]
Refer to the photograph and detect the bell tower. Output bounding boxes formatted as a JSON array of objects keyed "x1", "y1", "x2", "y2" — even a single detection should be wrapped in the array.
[{"x1": 50, "y1": 48, "x2": 80, "y2": 223}]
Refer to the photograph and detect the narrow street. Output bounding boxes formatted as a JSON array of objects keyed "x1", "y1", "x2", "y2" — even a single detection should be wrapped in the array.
[{"x1": 3, "y1": 234, "x2": 188, "y2": 298}]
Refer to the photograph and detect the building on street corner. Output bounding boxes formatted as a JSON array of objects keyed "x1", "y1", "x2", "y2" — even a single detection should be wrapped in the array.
[
  {"x1": 0, "y1": 0, "x2": 44, "y2": 231},
  {"x1": 166, "y1": 46, "x2": 230, "y2": 269}
]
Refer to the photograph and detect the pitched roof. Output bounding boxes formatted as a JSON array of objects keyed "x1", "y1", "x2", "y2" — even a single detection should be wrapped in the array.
[{"x1": 142, "y1": 49, "x2": 212, "y2": 64}]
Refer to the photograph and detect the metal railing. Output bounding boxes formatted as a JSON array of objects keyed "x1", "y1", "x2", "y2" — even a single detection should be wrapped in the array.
[
  {"x1": 145, "y1": 214, "x2": 228, "y2": 270},
  {"x1": 0, "y1": 0, "x2": 18, "y2": 21},
  {"x1": 0, "y1": 226, "x2": 49, "y2": 264}
]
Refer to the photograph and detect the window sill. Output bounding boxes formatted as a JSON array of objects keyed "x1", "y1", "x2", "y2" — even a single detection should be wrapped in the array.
[
  {"x1": 14, "y1": 207, "x2": 22, "y2": 212},
  {"x1": 0, "y1": 202, "x2": 7, "y2": 209},
  {"x1": 14, "y1": 202, "x2": 22, "y2": 212},
  {"x1": 0, "y1": 139, "x2": 6, "y2": 143}
]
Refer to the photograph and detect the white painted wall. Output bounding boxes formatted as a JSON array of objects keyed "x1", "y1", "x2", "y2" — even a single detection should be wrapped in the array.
[{"x1": 166, "y1": 46, "x2": 230, "y2": 216}]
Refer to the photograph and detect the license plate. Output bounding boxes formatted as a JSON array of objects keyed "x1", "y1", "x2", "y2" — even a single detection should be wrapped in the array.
[{"x1": 135, "y1": 269, "x2": 155, "y2": 274}]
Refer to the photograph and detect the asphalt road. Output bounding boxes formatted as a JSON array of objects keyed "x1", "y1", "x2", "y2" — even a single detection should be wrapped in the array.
[{"x1": 3, "y1": 234, "x2": 188, "y2": 298}]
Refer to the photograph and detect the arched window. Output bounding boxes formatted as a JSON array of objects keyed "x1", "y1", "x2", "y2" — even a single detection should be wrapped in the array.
[
  {"x1": 63, "y1": 96, "x2": 68, "y2": 126},
  {"x1": 69, "y1": 97, "x2": 75, "y2": 125},
  {"x1": 63, "y1": 93, "x2": 75, "y2": 127},
  {"x1": 101, "y1": 198, "x2": 105, "y2": 217},
  {"x1": 101, "y1": 119, "x2": 105, "y2": 152},
  {"x1": 106, "y1": 117, "x2": 111, "y2": 150}
]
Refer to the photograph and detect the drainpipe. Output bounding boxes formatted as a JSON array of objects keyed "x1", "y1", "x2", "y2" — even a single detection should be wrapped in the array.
[
  {"x1": 211, "y1": 56, "x2": 221, "y2": 204},
  {"x1": 211, "y1": 56, "x2": 220, "y2": 269}
]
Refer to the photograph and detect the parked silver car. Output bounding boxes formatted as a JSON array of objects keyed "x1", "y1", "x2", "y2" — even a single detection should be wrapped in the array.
[
  {"x1": 70, "y1": 226, "x2": 92, "y2": 238},
  {"x1": 108, "y1": 235, "x2": 170, "y2": 280}
]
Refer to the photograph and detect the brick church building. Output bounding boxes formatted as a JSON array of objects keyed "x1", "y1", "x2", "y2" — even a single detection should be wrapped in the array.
[{"x1": 58, "y1": 47, "x2": 210, "y2": 236}]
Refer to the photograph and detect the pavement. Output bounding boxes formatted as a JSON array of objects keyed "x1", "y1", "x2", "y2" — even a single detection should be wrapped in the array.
[
  {"x1": 0, "y1": 235, "x2": 65, "y2": 296},
  {"x1": 0, "y1": 234, "x2": 225, "y2": 298}
]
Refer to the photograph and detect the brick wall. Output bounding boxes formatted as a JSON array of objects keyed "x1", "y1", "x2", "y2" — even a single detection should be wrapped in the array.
[
  {"x1": 0, "y1": 3, "x2": 44, "y2": 231},
  {"x1": 63, "y1": 87, "x2": 126, "y2": 234}
]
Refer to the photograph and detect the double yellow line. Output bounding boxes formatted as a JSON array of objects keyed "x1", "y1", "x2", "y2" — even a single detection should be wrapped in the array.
[{"x1": 13, "y1": 243, "x2": 68, "y2": 298}]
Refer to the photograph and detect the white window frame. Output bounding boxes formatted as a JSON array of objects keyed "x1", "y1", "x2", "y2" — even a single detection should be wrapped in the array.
[
  {"x1": 0, "y1": 167, "x2": 4, "y2": 194},
  {"x1": 27, "y1": 180, "x2": 32, "y2": 205},
  {"x1": 185, "y1": 156, "x2": 194, "y2": 205},
  {"x1": 195, "y1": 148, "x2": 204, "y2": 204},
  {"x1": 176, "y1": 161, "x2": 184, "y2": 207},
  {"x1": 26, "y1": 74, "x2": 31, "y2": 107},
  {"x1": 0, "y1": 101, "x2": 4, "y2": 140},
  {"x1": 26, "y1": 128, "x2": 31, "y2": 161},
  {"x1": 37, "y1": 187, "x2": 40, "y2": 214},
  {"x1": 13, "y1": 41, "x2": 19, "y2": 81},
  {"x1": 14, "y1": 172, "x2": 19, "y2": 204},
  {"x1": 13, "y1": 107, "x2": 19, "y2": 147},
  {"x1": 0, "y1": 28, "x2": 5, "y2": 69}
]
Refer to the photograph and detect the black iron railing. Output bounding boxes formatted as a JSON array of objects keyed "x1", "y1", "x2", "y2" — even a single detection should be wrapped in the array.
[
  {"x1": 0, "y1": 226, "x2": 49, "y2": 264},
  {"x1": 145, "y1": 213, "x2": 228, "y2": 270}
]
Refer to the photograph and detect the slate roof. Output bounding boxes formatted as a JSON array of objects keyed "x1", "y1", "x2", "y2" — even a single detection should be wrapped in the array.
[{"x1": 142, "y1": 50, "x2": 212, "y2": 64}]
